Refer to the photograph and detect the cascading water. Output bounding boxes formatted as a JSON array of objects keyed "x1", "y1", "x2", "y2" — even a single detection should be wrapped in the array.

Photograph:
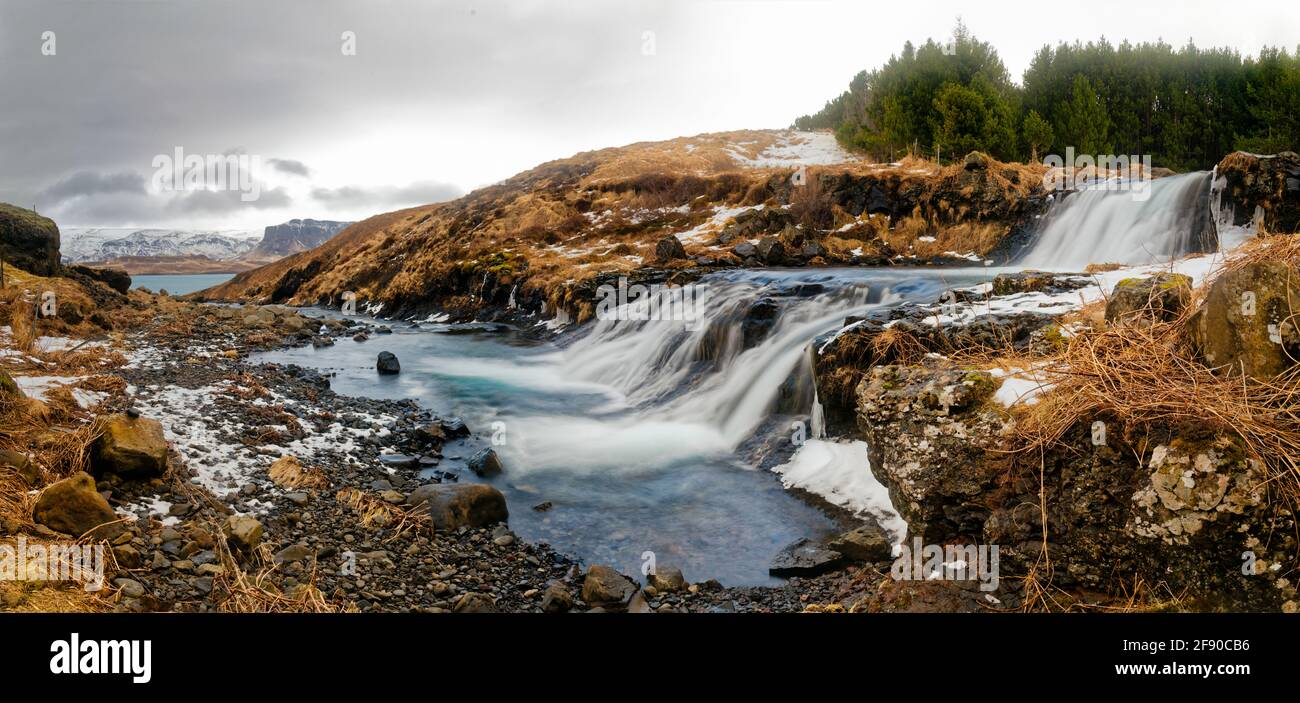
[
  {"x1": 1019, "y1": 171, "x2": 1217, "y2": 269},
  {"x1": 255, "y1": 267, "x2": 993, "y2": 583}
]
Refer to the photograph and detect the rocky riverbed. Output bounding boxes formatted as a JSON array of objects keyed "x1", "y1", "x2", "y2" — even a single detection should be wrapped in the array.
[{"x1": 5, "y1": 293, "x2": 944, "y2": 613}]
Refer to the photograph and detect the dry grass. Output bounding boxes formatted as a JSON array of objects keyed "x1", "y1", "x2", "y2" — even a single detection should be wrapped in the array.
[
  {"x1": 335, "y1": 487, "x2": 429, "y2": 539},
  {"x1": 268, "y1": 455, "x2": 329, "y2": 490},
  {"x1": 210, "y1": 537, "x2": 344, "y2": 613},
  {"x1": 1012, "y1": 306, "x2": 1300, "y2": 493}
]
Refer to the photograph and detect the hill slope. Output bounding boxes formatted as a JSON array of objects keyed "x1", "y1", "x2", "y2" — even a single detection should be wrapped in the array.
[{"x1": 199, "y1": 130, "x2": 1045, "y2": 321}]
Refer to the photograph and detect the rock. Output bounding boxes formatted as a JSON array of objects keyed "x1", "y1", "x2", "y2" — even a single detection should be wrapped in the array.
[
  {"x1": 223, "y1": 515, "x2": 263, "y2": 552},
  {"x1": 991, "y1": 271, "x2": 1057, "y2": 296},
  {"x1": 732, "y1": 241, "x2": 758, "y2": 259},
  {"x1": 1187, "y1": 261, "x2": 1300, "y2": 378},
  {"x1": 802, "y1": 240, "x2": 827, "y2": 259},
  {"x1": 113, "y1": 578, "x2": 145, "y2": 599},
  {"x1": 1214, "y1": 151, "x2": 1300, "y2": 233},
  {"x1": 111, "y1": 544, "x2": 142, "y2": 568},
  {"x1": 68, "y1": 265, "x2": 131, "y2": 295},
  {"x1": 376, "y1": 351, "x2": 401, "y2": 375},
  {"x1": 377, "y1": 454, "x2": 418, "y2": 469},
  {"x1": 647, "y1": 566, "x2": 687, "y2": 592},
  {"x1": 0, "y1": 448, "x2": 39, "y2": 486},
  {"x1": 414, "y1": 423, "x2": 447, "y2": 443},
  {"x1": 440, "y1": 417, "x2": 470, "y2": 437},
  {"x1": 653, "y1": 235, "x2": 688, "y2": 263},
  {"x1": 90, "y1": 414, "x2": 169, "y2": 479},
  {"x1": 0, "y1": 204, "x2": 60, "y2": 276},
  {"x1": 273, "y1": 543, "x2": 312, "y2": 565},
  {"x1": 754, "y1": 236, "x2": 785, "y2": 265},
  {"x1": 452, "y1": 592, "x2": 498, "y2": 613},
  {"x1": 0, "y1": 369, "x2": 23, "y2": 401},
  {"x1": 963, "y1": 151, "x2": 992, "y2": 171},
  {"x1": 311, "y1": 336, "x2": 334, "y2": 348},
  {"x1": 406, "y1": 483, "x2": 508, "y2": 530},
  {"x1": 1105, "y1": 272, "x2": 1192, "y2": 326},
  {"x1": 32, "y1": 473, "x2": 122, "y2": 539},
  {"x1": 627, "y1": 589, "x2": 652, "y2": 613},
  {"x1": 541, "y1": 582, "x2": 573, "y2": 613},
  {"x1": 769, "y1": 537, "x2": 843, "y2": 576},
  {"x1": 532, "y1": 501, "x2": 553, "y2": 512},
  {"x1": 281, "y1": 315, "x2": 307, "y2": 334},
  {"x1": 467, "y1": 448, "x2": 503, "y2": 477},
  {"x1": 828, "y1": 523, "x2": 894, "y2": 563},
  {"x1": 581, "y1": 564, "x2": 637, "y2": 605},
  {"x1": 740, "y1": 298, "x2": 780, "y2": 348}
]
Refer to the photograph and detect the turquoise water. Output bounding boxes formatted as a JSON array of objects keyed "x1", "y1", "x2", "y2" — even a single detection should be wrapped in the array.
[
  {"x1": 250, "y1": 267, "x2": 997, "y2": 584},
  {"x1": 131, "y1": 273, "x2": 236, "y2": 295}
]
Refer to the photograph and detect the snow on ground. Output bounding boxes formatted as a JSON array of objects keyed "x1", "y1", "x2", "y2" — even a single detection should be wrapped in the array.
[
  {"x1": 913, "y1": 252, "x2": 1227, "y2": 328},
  {"x1": 727, "y1": 130, "x2": 857, "y2": 168},
  {"x1": 772, "y1": 439, "x2": 907, "y2": 542},
  {"x1": 676, "y1": 204, "x2": 765, "y2": 244},
  {"x1": 989, "y1": 367, "x2": 1054, "y2": 407}
]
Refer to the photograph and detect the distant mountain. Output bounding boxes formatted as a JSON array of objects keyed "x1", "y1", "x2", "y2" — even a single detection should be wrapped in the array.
[
  {"x1": 61, "y1": 219, "x2": 354, "y2": 274},
  {"x1": 250, "y1": 219, "x2": 352, "y2": 258},
  {"x1": 61, "y1": 228, "x2": 261, "y2": 264}
]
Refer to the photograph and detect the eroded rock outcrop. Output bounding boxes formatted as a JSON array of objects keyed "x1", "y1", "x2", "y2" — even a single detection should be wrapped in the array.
[
  {"x1": 1186, "y1": 261, "x2": 1300, "y2": 378},
  {"x1": 851, "y1": 358, "x2": 1296, "y2": 610}
]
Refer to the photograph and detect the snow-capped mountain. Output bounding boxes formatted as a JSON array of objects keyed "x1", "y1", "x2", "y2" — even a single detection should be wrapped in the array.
[{"x1": 61, "y1": 228, "x2": 263, "y2": 263}]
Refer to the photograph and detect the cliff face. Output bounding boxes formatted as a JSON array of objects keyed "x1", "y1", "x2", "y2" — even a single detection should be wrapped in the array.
[
  {"x1": 197, "y1": 130, "x2": 1048, "y2": 320},
  {"x1": 0, "y1": 203, "x2": 61, "y2": 276},
  {"x1": 251, "y1": 219, "x2": 351, "y2": 258}
]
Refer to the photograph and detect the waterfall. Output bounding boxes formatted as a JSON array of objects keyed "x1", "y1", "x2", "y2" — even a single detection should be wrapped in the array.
[
  {"x1": 1019, "y1": 172, "x2": 1217, "y2": 270},
  {"x1": 557, "y1": 272, "x2": 912, "y2": 451}
]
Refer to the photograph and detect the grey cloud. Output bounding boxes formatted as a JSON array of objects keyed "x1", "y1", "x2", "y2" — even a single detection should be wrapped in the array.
[
  {"x1": 170, "y1": 186, "x2": 294, "y2": 214},
  {"x1": 39, "y1": 170, "x2": 147, "y2": 203},
  {"x1": 311, "y1": 181, "x2": 462, "y2": 209},
  {"x1": 268, "y1": 158, "x2": 311, "y2": 177}
]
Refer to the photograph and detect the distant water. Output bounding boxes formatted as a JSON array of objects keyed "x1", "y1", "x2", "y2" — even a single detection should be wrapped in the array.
[{"x1": 131, "y1": 273, "x2": 235, "y2": 296}]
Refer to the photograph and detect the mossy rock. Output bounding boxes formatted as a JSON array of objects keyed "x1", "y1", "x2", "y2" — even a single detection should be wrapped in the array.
[
  {"x1": 32, "y1": 472, "x2": 122, "y2": 539},
  {"x1": 0, "y1": 203, "x2": 61, "y2": 276},
  {"x1": 1105, "y1": 272, "x2": 1192, "y2": 326},
  {"x1": 1186, "y1": 261, "x2": 1300, "y2": 378}
]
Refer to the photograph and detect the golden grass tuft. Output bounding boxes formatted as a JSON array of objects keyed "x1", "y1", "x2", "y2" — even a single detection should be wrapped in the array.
[{"x1": 268, "y1": 455, "x2": 329, "y2": 490}]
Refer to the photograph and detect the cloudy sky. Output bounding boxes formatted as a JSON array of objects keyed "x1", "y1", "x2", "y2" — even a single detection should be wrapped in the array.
[{"x1": 1, "y1": 0, "x2": 1297, "y2": 230}]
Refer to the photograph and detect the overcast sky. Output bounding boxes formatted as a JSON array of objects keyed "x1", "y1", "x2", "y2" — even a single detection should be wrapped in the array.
[{"x1": 1, "y1": 0, "x2": 1297, "y2": 230}]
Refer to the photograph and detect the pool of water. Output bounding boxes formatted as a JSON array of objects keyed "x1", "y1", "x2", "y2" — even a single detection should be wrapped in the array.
[{"x1": 132, "y1": 273, "x2": 236, "y2": 296}]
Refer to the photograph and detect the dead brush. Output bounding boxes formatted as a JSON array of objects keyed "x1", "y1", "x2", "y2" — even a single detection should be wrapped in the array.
[
  {"x1": 210, "y1": 537, "x2": 344, "y2": 613},
  {"x1": 34, "y1": 421, "x2": 101, "y2": 480},
  {"x1": 0, "y1": 465, "x2": 36, "y2": 530},
  {"x1": 267, "y1": 456, "x2": 329, "y2": 490},
  {"x1": 335, "y1": 487, "x2": 429, "y2": 539},
  {"x1": 1010, "y1": 307, "x2": 1300, "y2": 508},
  {"x1": 225, "y1": 372, "x2": 269, "y2": 399},
  {"x1": 77, "y1": 374, "x2": 128, "y2": 397},
  {"x1": 7, "y1": 295, "x2": 36, "y2": 355}
]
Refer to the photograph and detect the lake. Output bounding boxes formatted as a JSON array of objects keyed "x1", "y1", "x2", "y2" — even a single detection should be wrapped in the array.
[{"x1": 131, "y1": 273, "x2": 236, "y2": 296}]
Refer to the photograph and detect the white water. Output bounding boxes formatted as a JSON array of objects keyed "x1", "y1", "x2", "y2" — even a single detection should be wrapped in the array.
[{"x1": 1020, "y1": 172, "x2": 1214, "y2": 269}]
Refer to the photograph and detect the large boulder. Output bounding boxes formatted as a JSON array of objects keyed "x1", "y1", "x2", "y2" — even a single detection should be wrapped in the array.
[
  {"x1": 406, "y1": 483, "x2": 508, "y2": 529},
  {"x1": 90, "y1": 414, "x2": 169, "y2": 479},
  {"x1": 0, "y1": 203, "x2": 60, "y2": 276},
  {"x1": 376, "y1": 351, "x2": 400, "y2": 375},
  {"x1": 32, "y1": 472, "x2": 122, "y2": 539},
  {"x1": 1186, "y1": 261, "x2": 1300, "y2": 378},
  {"x1": 1214, "y1": 151, "x2": 1300, "y2": 233},
  {"x1": 1105, "y1": 272, "x2": 1193, "y2": 326}
]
